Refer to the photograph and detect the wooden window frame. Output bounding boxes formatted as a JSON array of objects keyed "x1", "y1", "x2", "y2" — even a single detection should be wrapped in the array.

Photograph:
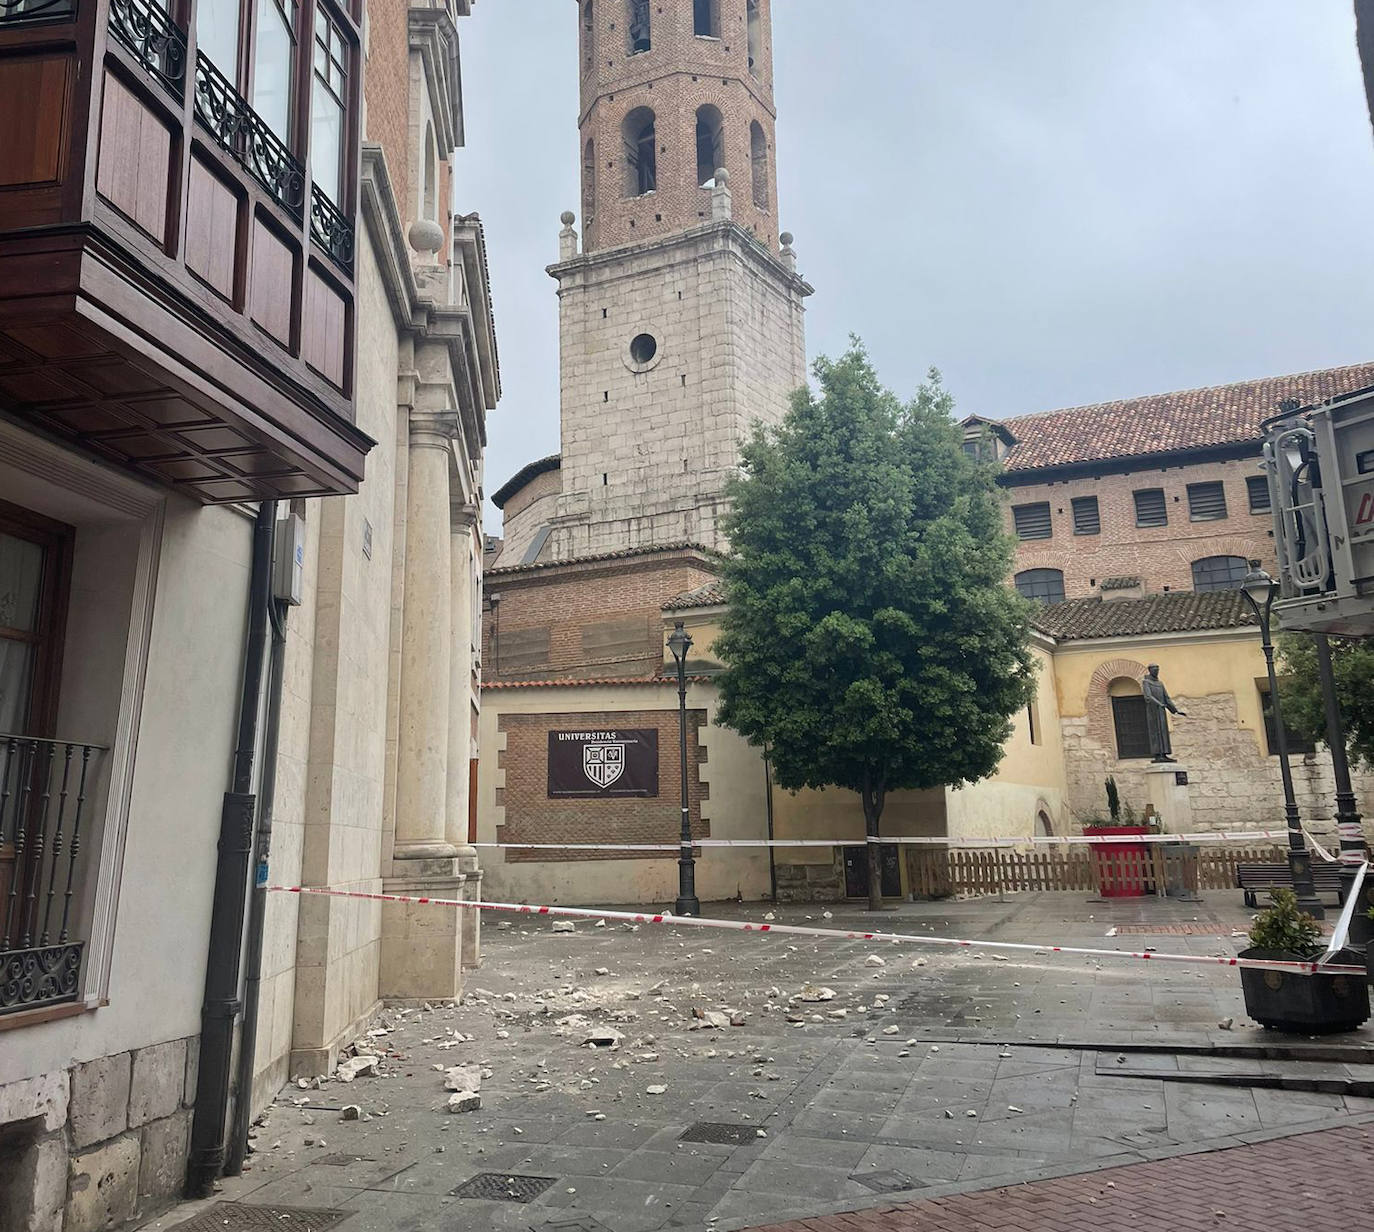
[
  {"x1": 1014, "y1": 568, "x2": 1065, "y2": 604},
  {"x1": 1133, "y1": 487, "x2": 1168, "y2": 528},
  {"x1": 1191, "y1": 555, "x2": 1248, "y2": 593},
  {"x1": 1071, "y1": 495, "x2": 1100, "y2": 536},
  {"x1": 0, "y1": 498, "x2": 74, "y2": 741},
  {"x1": 1012, "y1": 501, "x2": 1052, "y2": 541},
  {"x1": 1186, "y1": 480, "x2": 1228, "y2": 522}
]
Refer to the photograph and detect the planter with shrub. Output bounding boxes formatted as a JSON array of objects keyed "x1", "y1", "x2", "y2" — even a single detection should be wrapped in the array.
[{"x1": 1238, "y1": 889, "x2": 1369, "y2": 1033}]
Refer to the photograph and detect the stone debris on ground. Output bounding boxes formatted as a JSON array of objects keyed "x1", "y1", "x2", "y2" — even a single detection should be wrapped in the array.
[{"x1": 552, "y1": 919, "x2": 576, "y2": 933}]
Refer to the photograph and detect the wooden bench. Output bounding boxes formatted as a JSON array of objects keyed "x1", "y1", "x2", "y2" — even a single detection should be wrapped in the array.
[{"x1": 1236, "y1": 861, "x2": 1347, "y2": 908}]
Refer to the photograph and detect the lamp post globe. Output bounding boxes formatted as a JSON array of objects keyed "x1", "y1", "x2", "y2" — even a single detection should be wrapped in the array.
[{"x1": 667, "y1": 621, "x2": 699, "y2": 917}]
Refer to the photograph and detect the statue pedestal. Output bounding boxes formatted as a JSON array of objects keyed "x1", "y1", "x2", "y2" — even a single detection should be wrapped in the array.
[{"x1": 1144, "y1": 763, "x2": 1193, "y2": 833}]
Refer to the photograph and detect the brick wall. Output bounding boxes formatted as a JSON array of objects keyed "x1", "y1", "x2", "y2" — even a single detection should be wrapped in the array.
[
  {"x1": 496, "y1": 708, "x2": 709, "y2": 861},
  {"x1": 484, "y1": 550, "x2": 720, "y2": 681},
  {"x1": 1004, "y1": 454, "x2": 1276, "y2": 598},
  {"x1": 577, "y1": 0, "x2": 778, "y2": 252},
  {"x1": 363, "y1": 0, "x2": 412, "y2": 221}
]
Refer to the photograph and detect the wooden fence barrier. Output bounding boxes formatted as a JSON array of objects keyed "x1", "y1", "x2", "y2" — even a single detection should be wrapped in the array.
[{"x1": 908, "y1": 843, "x2": 1286, "y2": 899}]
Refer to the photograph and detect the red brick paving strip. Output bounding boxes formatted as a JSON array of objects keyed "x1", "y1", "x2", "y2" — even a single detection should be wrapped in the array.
[{"x1": 743, "y1": 1124, "x2": 1372, "y2": 1231}]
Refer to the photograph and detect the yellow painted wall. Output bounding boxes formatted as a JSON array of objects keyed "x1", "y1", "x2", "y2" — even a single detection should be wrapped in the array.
[{"x1": 1052, "y1": 631, "x2": 1267, "y2": 743}]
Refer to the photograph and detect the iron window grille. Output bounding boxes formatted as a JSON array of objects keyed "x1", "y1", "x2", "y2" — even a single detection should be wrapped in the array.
[
  {"x1": 1260, "y1": 689, "x2": 1316, "y2": 756},
  {"x1": 1186, "y1": 480, "x2": 1227, "y2": 522},
  {"x1": 1111, "y1": 695, "x2": 1151, "y2": 759},
  {"x1": 1071, "y1": 495, "x2": 1100, "y2": 536},
  {"x1": 1247, "y1": 475, "x2": 1272, "y2": 514},
  {"x1": 1014, "y1": 568, "x2": 1065, "y2": 603},
  {"x1": 194, "y1": 51, "x2": 306, "y2": 218},
  {"x1": 1133, "y1": 487, "x2": 1168, "y2": 528},
  {"x1": 108, "y1": 0, "x2": 187, "y2": 96},
  {"x1": 1012, "y1": 501, "x2": 1052, "y2": 541},
  {"x1": 1191, "y1": 554, "x2": 1248, "y2": 593},
  {"x1": 310, "y1": 185, "x2": 353, "y2": 272},
  {"x1": 1, "y1": 734, "x2": 105, "y2": 1015}
]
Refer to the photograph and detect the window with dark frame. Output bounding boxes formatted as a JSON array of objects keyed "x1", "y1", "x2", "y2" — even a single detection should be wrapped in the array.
[
  {"x1": 193, "y1": 0, "x2": 359, "y2": 221},
  {"x1": 1014, "y1": 568, "x2": 1065, "y2": 604},
  {"x1": 693, "y1": 0, "x2": 719, "y2": 38},
  {"x1": 1012, "y1": 501, "x2": 1052, "y2": 540},
  {"x1": 1260, "y1": 689, "x2": 1316, "y2": 756},
  {"x1": 1187, "y1": 480, "x2": 1227, "y2": 521},
  {"x1": 1071, "y1": 495, "x2": 1100, "y2": 535},
  {"x1": 1111, "y1": 694, "x2": 1151, "y2": 759},
  {"x1": 1134, "y1": 487, "x2": 1167, "y2": 527},
  {"x1": 628, "y1": 0, "x2": 650, "y2": 52},
  {"x1": 311, "y1": 3, "x2": 349, "y2": 205},
  {"x1": 1247, "y1": 475, "x2": 1272, "y2": 514},
  {"x1": 1191, "y1": 555, "x2": 1249, "y2": 593}
]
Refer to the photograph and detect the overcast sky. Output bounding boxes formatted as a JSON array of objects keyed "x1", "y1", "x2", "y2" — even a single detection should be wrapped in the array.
[{"x1": 457, "y1": 2, "x2": 1374, "y2": 528}]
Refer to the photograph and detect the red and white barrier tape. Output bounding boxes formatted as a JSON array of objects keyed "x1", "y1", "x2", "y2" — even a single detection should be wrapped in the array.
[
  {"x1": 473, "y1": 829, "x2": 1308, "y2": 853},
  {"x1": 267, "y1": 884, "x2": 1364, "y2": 977}
]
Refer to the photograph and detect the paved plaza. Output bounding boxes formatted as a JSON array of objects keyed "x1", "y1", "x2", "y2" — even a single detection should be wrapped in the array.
[{"x1": 142, "y1": 892, "x2": 1373, "y2": 1232}]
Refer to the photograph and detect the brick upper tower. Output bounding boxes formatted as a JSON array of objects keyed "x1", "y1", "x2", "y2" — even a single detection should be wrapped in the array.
[
  {"x1": 577, "y1": 0, "x2": 779, "y2": 252},
  {"x1": 492, "y1": 0, "x2": 811, "y2": 564}
]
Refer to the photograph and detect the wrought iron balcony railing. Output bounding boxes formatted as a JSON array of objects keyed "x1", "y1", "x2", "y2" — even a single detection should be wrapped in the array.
[
  {"x1": 193, "y1": 51, "x2": 305, "y2": 219},
  {"x1": 310, "y1": 184, "x2": 354, "y2": 273},
  {"x1": 0, "y1": 0, "x2": 75, "y2": 25},
  {"x1": 108, "y1": 0, "x2": 187, "y2": 99},
  {"x1": 1, "y1": 734, "x2": 104, "y2": 1015}
]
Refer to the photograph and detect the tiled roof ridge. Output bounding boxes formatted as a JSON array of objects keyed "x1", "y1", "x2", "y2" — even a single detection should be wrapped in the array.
[
  {"x1": 662, "y1": 579, "x2": 727, "y2": 611},
  {"x1": 1002, "y1": 359, "x2": 1374, "y2": 429},
  {"x1": 1031, "y1": 589, "x2": 1258, "y2": 641},
  {"x1": 487, "y1": 541, "x2": 716, "y2": 577}
]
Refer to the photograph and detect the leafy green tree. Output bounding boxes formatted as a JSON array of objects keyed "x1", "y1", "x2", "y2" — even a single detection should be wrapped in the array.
[
  {"x1": 1277, "y1": 633, "x2": 1374, "y2": 768},
  {"x1": 716, "y1": 342, "x2": 1037, "y2": 909}
]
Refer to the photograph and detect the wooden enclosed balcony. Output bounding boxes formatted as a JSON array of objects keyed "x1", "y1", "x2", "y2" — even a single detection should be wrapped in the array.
[{"x1": 0, "y1": 0, "x2": 370, "y2": 501}]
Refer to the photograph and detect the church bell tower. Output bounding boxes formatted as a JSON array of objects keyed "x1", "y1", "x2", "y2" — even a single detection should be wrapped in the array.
[{"x1": 539, "y1": 0, "x2": 812, "y2": 558}]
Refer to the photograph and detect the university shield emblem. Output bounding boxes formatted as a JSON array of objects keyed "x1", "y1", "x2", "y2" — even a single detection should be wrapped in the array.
[{"x1": 583, "y1": 742, "x2": 626, "y2": 789}]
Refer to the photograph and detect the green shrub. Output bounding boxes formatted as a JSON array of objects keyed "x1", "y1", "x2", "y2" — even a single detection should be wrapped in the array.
[{"x1": 1248, "y1": 888, "x2": 1324, "y2": 954}]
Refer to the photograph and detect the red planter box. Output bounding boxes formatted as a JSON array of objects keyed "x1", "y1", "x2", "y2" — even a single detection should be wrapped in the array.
[{"x1": 1087, "y1": 825, "x2": 1152, "y2": 897}]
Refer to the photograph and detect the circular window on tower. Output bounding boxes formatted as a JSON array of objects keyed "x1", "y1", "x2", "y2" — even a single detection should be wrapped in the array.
[{"x1": 624, "y1": 329, "x2": 663, "y2": 373}]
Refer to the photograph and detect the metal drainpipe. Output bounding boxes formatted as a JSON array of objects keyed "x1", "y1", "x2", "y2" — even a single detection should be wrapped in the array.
[
  {"x1": 763, "y1": 744, "x2": 777, "y2": 902},
  {"x1": 225, "y1": 592, "x2": 288, "y2": 1175},
  {"x1": 187, "y1": 500, "x2": 275, "y2": 1198}
]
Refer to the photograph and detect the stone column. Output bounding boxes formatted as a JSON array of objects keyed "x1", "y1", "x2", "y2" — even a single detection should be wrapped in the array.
[
  {"x1": 448, "y1": 501, "x2": 483, "y2": 970},
  {"x1": 381, "y1": 411, "x2": 465, "y2": 1001},
  {"x1": 394, "y1": 412, "x2": 459, "y2": 862}
]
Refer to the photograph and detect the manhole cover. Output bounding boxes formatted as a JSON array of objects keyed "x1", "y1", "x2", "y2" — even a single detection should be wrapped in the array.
[
  {"x1": 850, "y1": 1169, "x2": 917, "y2": 1193},
  {"x1": 679, "y1": 1122, "x2": 760, "y2": 1146},
  {"x1": 450, "y1": 1172, "x2": 558, "y2": 1203},
  {"x1": 166, "y1": 1203, "x2": 350, "y2": 1231}
]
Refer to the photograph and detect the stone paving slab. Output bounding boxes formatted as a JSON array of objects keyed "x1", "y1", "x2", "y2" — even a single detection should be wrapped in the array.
[{"x1": 139, "y1": 893, "x2": 1373, "y2": 1232}]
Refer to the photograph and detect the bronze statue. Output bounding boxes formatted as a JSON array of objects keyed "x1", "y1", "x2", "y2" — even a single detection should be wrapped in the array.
[{"x1": 1141, "y1": 664, "x2": 1186, "y2": 762}]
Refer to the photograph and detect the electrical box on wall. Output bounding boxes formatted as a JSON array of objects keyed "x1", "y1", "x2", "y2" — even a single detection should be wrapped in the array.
[{"x1": 273, "y1": 513, "x2": 306, "y2": 606}]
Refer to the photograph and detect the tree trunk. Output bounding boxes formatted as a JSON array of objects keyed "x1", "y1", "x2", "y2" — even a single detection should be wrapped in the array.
[{"x1": 861, "y1": 780, "x2": 886, "y2": 912}]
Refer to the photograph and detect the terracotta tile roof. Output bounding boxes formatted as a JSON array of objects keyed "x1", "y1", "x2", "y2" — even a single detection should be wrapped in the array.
[
  {"x1": 1001, "y1": 361, "x2": 1374, "y2": 473},
  {"x1": 1032, "y1": 591, "x2": 1258, "y2": 642},
  {"x1": 1099, "y1": 575, "x2": 1142, "y2": 591},
  {"x1": 662, "y1": 580, "x2": 727, "y2": 610},
  {"x1": 491, "y1": 454, "x2": 561, "y2": 509},
  {"x1": 486, "y1": 541, "x2": 714, "y2": 577}
]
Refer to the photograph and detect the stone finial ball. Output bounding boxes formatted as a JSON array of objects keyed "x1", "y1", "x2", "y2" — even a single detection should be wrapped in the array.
[
  {"x1": 714, "y1": 167, "x2": 729, "y2": 186},
  {"x1": 779, "y1": 231, "x2": 794, "y2": 247},
  {"x1": 407, "y1": 217, "x2": 445, "y2": 255},
  {"x1": 560, "y1": 210, "x2": 576, "y2": 226}
]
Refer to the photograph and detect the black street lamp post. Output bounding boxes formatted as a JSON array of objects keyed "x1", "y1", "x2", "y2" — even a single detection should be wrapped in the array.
[
  {"x1": 1240, "y1": 566, "x2": 1324, "y2": 919},
  {"x1": 1312, "y1": 634, "x2": 1369, "y2": 934},
  {"x1": 667, "y1": 621, "x2": 700, "y2": 917}
]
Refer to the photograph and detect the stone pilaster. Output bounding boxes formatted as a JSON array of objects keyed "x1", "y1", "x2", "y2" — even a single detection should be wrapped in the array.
[
  {"x1": 394, "y1": 411, "x2": 459, "y2": 862},
  {"x1": 382, "y1": 410, "x2": 465, "y2": 1001}
]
